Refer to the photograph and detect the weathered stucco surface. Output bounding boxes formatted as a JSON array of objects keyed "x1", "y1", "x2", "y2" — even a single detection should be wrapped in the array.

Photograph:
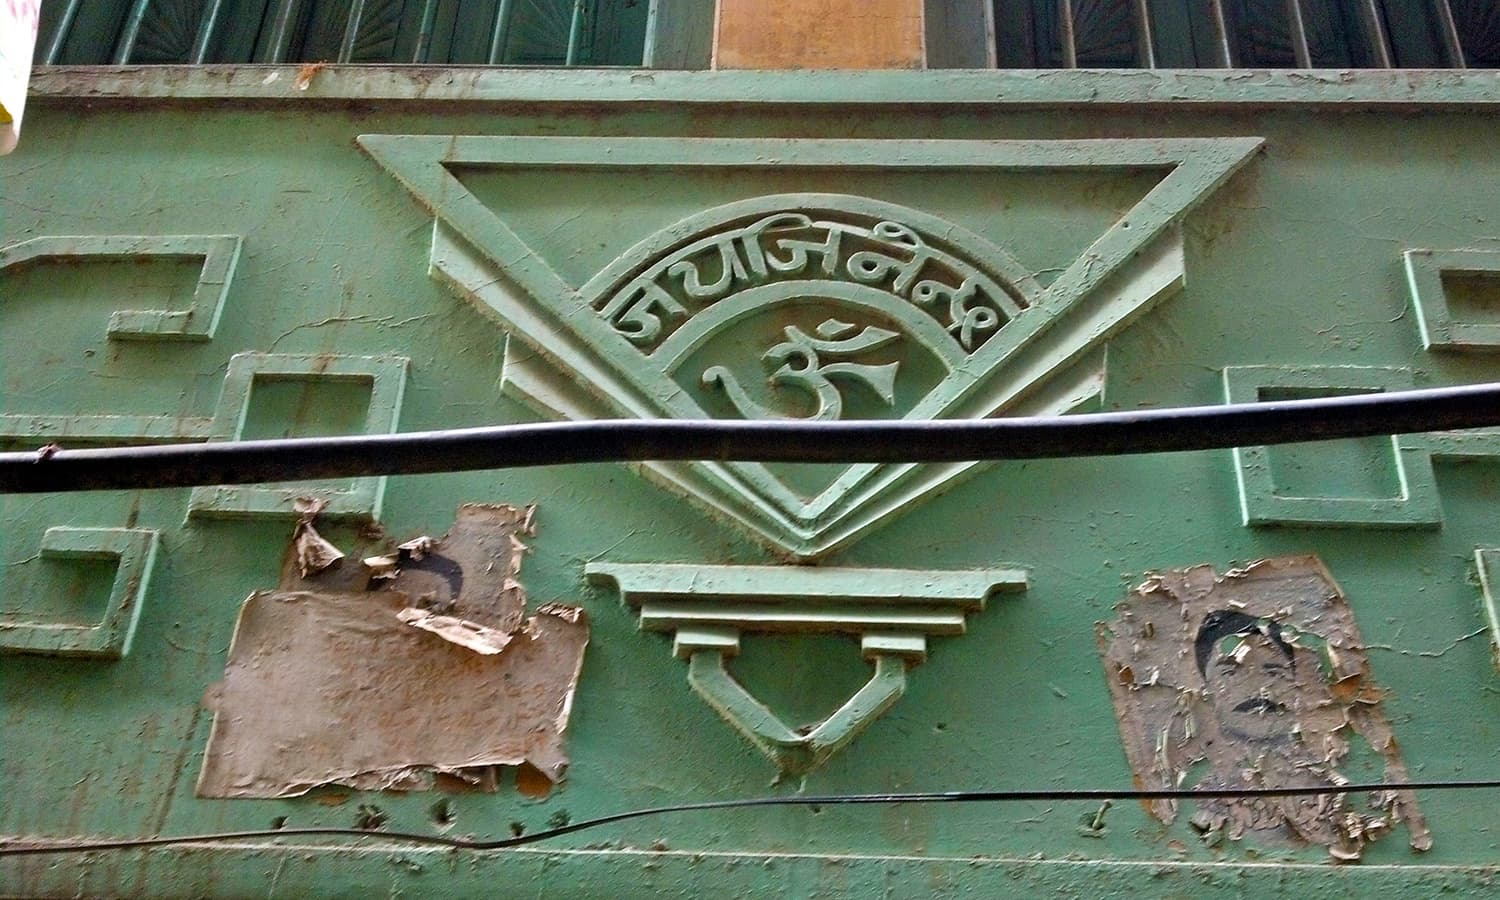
[{"x1": 5, "y1": 69, "x2": 1500, "y2": 895}]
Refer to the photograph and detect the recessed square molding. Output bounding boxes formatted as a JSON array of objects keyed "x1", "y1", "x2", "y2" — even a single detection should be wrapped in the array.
[
  {"x1": 0, "y1": 234, "x2": 242, "y2": 342},
  {"x1": 1222, "y1": 365, "x2": 1440, "y2": 528},
  {"x1": 188, "y1": 353, "x2": 408, "y2": 520},
  {"x1": 0, "y1": 527, "x2": 160, "y2": 659},
  {"x1": 0, "y1": 234, "x2": 243, "y2": 446},
  {"x1": 1404, "y1": 249, "x2": 1500, "y2": 352}
]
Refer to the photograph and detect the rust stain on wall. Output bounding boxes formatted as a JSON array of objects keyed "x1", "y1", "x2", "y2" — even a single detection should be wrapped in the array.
[
  {"x1": 1098, "y1": 555, "x2": 1429, "y2": 860},
  {"x1": 196, "y1": 503, "x2": 587, "y2": 798}
]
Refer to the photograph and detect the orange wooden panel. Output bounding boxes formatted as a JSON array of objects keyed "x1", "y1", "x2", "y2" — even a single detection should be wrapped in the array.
[{"x1": 713, "y1": 0, "x2": 925, "y2": 70}]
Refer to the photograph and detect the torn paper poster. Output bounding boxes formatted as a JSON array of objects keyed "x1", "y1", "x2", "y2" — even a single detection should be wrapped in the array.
[
  {"x1": 197, "y1": 590, "x2": 588, "y2": 798},
  {"x1": 200, "y1": 502, "x2": 582, "y2": 798},
  {"x1": 1097, "y1": 555, "x2": 1429, "y2": 860}
]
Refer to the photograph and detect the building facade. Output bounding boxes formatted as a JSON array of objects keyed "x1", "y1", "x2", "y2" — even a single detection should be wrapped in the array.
[{"x1": 4, "y1": 1, "x2": 1500, "y2": 895}]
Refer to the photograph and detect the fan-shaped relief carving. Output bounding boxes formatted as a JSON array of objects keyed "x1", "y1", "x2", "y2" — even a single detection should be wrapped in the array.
[
  {"x1": 298, "y1": 0, "x2": 406, "y2": 62},
  {"x1": 1068, "y1": 0, "x2": 1140, "y2": 66},
  {"x1": 349, "y1": 0, "x2": 407, "y2": 62},
  {"x1": 130, "y1": 0, "x2": 211, "y2": 63},
  {"x1": 499, "y1": 0, "x2": 587, "y2": 63},
  {"x1": 1024, "y1": 0, "x2": 1140, "y2": 67},
  {"x1": 561, "y1": 195, "x2": 1050, "y2": 516},
  {"x1": 579, "y1": 197, "x2": 1038, "y2": 428},
  {"x1": 576, "y1": 196, "x2": 1044, "y2": 423}
]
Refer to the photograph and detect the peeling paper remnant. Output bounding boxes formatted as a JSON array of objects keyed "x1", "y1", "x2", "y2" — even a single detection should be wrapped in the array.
[
  {"x1": 384, "y1": 504, "x2": 532, "y2": 627},
  {"x1": 292, "y1": 497, "x2": 344, "y2": 578},
  {"x1": 362, "y1": 554, "x2": 399, "y2": 580},
  {"x1": 395, "y1": 607, "x2": 514, "y2": 655},
  {"x1": 198, "y1": 591, "x2": 588, "y2": 797},
  {"x1": 378, "y1": 505, "x2": 536, "y2": 653},
  {"x1": 396, "y1": 535, "x2": 437, "y2": 559},
  {"x1": 1098, "y1": 555, "x2": 1430, "y2": 860},
  {"x1": 198, "y1": 503, "x2": 585, "y2": 798}
]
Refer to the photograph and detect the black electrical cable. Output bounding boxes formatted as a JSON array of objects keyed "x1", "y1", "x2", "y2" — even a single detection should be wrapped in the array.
[
  {"x1": 3, "y1": 381, "x2": 1500, "y2": 494},
  {"x1": 3, "y1": 779, "x2": 1496, "y2": 857}
]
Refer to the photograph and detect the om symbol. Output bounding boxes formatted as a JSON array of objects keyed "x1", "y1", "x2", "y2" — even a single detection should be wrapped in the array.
[{"x1": 702, "y1": 318, "x2": 900, "y2": 421}]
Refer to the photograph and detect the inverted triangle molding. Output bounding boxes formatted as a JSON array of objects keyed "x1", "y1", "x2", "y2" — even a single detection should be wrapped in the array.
[{"x1": 365, "y1": 136, "x2": 1263, "y2": 558}]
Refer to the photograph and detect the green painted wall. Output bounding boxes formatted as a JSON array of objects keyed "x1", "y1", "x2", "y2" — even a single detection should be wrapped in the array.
[{"x1": 3, "y1": 72, "x2": 1500, "y2": 895}]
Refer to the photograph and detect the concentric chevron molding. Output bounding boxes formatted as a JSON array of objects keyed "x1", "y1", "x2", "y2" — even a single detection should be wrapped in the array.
[{"x1": 362, "y1": 135, "x2": 1261, "y2": 558}]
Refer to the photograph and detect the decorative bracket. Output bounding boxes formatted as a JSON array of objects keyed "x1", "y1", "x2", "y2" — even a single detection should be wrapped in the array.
[
  {"x1": 0, "y1": 527, "x2": 160, "y2": 659},
  {"x1": 587, "y1": 564, "x2": 1026, "y2": 774}
]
